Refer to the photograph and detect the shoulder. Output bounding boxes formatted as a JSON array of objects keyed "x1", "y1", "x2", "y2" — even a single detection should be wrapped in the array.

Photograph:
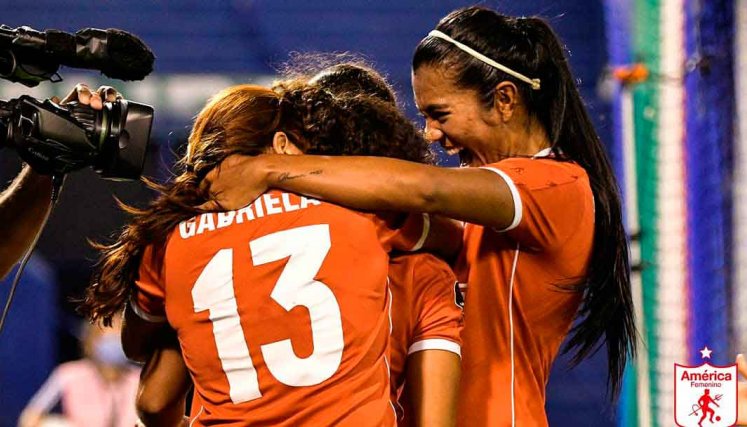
[
  {"x1": 485, "y1": 157, "x2": 594, "y2": 246},
  {"x1": 488, "y1": 157, "x2": 589, "y2": 190},
  {"x1": 412, "y1": 253, "x2": 455, "y2": 281},
  {"x1": 391, "y1": 253, "x2": 452, "y2": 278},
  {"x1": 391, "y1": 253, "x2": 456, "y2": 297}
]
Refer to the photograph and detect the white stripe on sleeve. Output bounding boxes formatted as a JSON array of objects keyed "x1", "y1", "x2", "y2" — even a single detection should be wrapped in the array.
[
  {"x1": 480, "y1": 167, "x2": 523, "y2": 232},
  {"x1": 407, "y1": 338, "x2": 461, "y2": 357},
  {"x1": 409, "y1": 213, "x2": 431, "y2": 251}
]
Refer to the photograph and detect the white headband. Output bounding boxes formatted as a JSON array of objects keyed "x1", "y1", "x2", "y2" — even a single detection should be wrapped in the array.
[{"x1": 428, "y1": 30, "x2": 541, "y2": 91}]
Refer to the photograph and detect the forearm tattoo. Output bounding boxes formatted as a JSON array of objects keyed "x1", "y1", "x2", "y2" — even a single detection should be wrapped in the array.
[{"x1": 276, "y1": 169, "x2": 323, "y2": 183}]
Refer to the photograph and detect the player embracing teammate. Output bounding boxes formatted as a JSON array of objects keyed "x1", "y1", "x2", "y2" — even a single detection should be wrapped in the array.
[
  {"x1": 79, "y1": 5, "x2": 635, "y2": 427},
  {"x1": 80, "y1": 66, "x2": 464, "y2": 426}
]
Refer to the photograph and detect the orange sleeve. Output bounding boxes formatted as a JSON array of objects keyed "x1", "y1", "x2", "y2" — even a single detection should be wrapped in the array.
[
  {"x1": 131, "y1": 245, "x2": 167, "y2": 323},
  {"x1": 482, "y1": 158, "x2": 593, "y2": 251},
  {"x1": 368, "y1": 212, "x2": 430, "y2": 252},
  {"x1": 409, "y1": 256, "x2": 463, "y2": 356}
]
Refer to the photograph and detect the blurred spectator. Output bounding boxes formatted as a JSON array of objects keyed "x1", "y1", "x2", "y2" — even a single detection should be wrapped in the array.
[{"x1": 18, "y1": 316, "x2": 140, "y2": 427}]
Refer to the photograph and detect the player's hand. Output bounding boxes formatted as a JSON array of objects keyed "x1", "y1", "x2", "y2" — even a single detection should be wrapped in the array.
[
  {"x1": 53, "y1": 83, "x2": 122, "y2": 109},
  {"x1": 737, "y1": 354, "x2": 747, "y2": 425},
  {"x1": 199, "y1": 155, "x2": 268, "y2": 211}
]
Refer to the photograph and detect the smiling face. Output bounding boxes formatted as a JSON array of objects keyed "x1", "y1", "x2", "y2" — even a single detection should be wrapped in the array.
[{"x1": 412, "y1": 64, "x2": 505, "y2": 167}]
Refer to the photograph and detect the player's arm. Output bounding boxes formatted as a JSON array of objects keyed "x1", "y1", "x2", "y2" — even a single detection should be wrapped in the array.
[
  {"x1": 402, "y1": 350, "x2": 461, "y2": 427},
  {"x1": 401, "y1": 257, "x2": 463, "y2": 427},
  {"x1": 203, "y1": 154, "x2": 516, "y2": 230},
  {"x1": 124, "y1": 245, "x2": 170, "y2": 362},
  {"x1": 122, "y1": 302, "x2": 169, "y2": 363},
  {"x1": 0, "y1": 166, "x2": 53, "y2": 278},
  {"x1": 137, "y1": 331, "x2": 191, "y2": 427}
]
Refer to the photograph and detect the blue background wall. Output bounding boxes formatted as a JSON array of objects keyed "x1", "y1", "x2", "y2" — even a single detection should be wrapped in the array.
[{"x1": 0, "y1": 1, "x2": 613, "y2": 425}]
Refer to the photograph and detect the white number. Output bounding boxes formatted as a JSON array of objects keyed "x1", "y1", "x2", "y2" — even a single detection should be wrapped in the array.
[
  {"x1": 192, "y1": 224, "x2": 344, "y2": 404},
  {"x1": 192, "y1": 249, "x2": 261, "y2": 403},
  {"x1": 251, "y1": 224, "x2": 343, "y2": 386}
]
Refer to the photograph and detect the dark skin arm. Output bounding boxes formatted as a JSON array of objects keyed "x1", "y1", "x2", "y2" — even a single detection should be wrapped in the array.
[
  {"x1": 137, "y1": 331, "x2": 191, "y2": 427},
  {"x1": 0, "y1": 166, "x2": 53, "y2": 278},
  {"x1": 203, "y1": 154, "x2": 515, "y2": 230},
  {"x1": 401, "y1": 350, "x2": 461, "y2": 427},
  {"x1": 122, "y1": 304, "x2": 169, "y2": 363}
]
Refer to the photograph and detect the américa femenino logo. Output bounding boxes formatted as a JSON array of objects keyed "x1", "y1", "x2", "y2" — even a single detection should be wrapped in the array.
[{"x1": 675, "y1": 346, "x2": 737, "y2": 427}]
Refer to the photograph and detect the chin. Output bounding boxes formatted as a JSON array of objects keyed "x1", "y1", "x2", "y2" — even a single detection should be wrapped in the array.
[{"x1": 459, "y1": 150, "x2": 484, "y2": 168}]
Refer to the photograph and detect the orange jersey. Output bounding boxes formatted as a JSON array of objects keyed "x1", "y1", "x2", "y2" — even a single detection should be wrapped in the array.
[
  {"x1": 185, "y1": 250, "x2": 462, "y2": 425},
  {"x1": 133, "y1": 190, "x2": 396, "y2": 427},
  {"x1": 454, "y1": 157, "x2": 594, "y2": 426},
  {"x1": 387, "y1": 253, "x2": 463, "y2": 422}
]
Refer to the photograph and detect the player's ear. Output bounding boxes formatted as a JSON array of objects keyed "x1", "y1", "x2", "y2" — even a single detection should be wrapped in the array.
[
  {"x1": 494, "y1": 81, "x2": 519, "y2": 122},
  {"x1": 271, "y1": 132, "x2": 303, "y2": 155}
]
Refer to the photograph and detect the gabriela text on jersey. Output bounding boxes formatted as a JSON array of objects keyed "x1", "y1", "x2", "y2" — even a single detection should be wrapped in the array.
[{"x1": 179, "y1": 192, "x2": 322, "y2": 239}]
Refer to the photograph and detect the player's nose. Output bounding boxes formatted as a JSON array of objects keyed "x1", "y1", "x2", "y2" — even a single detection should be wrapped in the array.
[{"x1": 423, "y1": 125, "x2": 444, "y2": 143}]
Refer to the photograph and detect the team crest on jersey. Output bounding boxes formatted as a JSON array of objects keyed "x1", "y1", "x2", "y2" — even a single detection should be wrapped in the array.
[
  {"x1": 454, "y1": 282, "x2": 465, "y2": 308},
  {"x1": 674, "y1": 347, "x2": 737, "y2": 426}
]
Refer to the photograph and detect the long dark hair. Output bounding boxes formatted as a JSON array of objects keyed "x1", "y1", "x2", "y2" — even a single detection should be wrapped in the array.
[
  {"x1": 275, "y1": 58, "x2": 433, "y2": 162},
  {"x1": 79, "y1": 83, "x2": 429, "y2": 325},
  {"x1": 413, "y1": 6, "x2": 636, "y2": 397}
]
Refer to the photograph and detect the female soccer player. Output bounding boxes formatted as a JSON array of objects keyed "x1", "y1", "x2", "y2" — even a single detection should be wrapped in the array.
[
  {"x1": 201, "y1": 7, "x2": 637, "y2": 426},
  {"x1": 302, "y1": 64, "x2": 463, "y2": 425},
  {"x1": 79, "y1": 83, "x2": 434, "y2": 426},
  {"x1": 134, "y1": 64, "x2": 464, "y2": 427}
]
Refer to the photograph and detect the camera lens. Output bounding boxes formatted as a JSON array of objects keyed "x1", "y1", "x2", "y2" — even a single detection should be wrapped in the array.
[{"x1": 93, "y1": 99, "x2": 153, "y2": 180}]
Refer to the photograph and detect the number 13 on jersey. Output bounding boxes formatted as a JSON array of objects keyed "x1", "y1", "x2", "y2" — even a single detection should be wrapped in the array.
[{"x1": 192, "y1": 224, "x2": 344, "y2": 404}]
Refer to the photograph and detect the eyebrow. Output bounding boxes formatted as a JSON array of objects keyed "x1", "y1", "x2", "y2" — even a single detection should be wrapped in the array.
[{"x1": 420, "y1": 103, "x2": 449, "y2": 116}]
